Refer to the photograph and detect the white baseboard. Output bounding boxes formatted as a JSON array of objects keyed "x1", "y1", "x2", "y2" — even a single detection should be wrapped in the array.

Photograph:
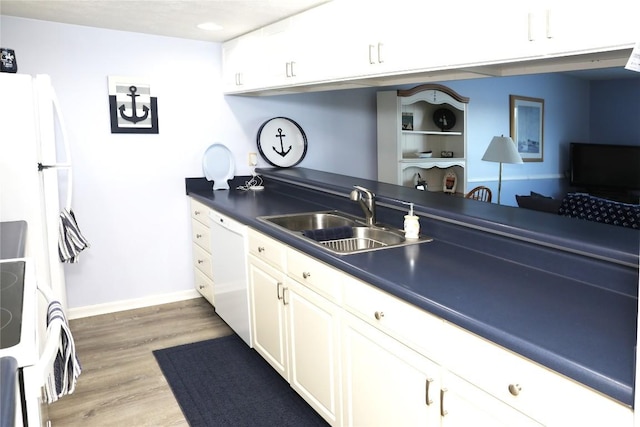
[{"x1": 68, "y1": 289, "x2": 201, "y2": 320}]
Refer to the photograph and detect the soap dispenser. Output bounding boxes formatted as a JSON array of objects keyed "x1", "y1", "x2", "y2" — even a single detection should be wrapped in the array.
[{"x1": 404, "y1": 203, "x2": 420, "y2": 240}]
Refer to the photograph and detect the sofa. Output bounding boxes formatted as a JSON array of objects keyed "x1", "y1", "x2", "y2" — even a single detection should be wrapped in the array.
[{"x1": 515, "y1": 192, "x2": 640, "y2": 230}]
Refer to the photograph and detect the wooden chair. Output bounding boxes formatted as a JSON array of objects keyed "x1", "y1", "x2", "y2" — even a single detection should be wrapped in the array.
[{"x1": 465, "y1": 186, "x2": 492, "y2": 203}]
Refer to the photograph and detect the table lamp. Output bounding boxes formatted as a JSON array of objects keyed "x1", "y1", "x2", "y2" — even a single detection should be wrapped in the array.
[{"x1": 481, "y1": 135, "x2": 523, "y2": 204}]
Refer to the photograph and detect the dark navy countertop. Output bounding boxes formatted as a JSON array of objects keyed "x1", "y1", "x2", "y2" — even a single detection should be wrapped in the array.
[{"x1": 186, "y1": 168, "x2": 639, "y2": 407}]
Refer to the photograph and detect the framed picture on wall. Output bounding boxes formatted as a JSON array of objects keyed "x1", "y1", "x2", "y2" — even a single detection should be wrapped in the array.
[
  {"x1": 108, "y1": 76, "x2": 159, "y2": 134},
  {"x1": 510, "y1": 95, "x2": 544, "y2": 162}
]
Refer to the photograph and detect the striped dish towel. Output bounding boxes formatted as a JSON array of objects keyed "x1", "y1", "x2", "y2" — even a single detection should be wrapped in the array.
[
  {"x1": 44, "y1": 301, "x2": 82, "y2": 403},
  {"x1": 58, "y1": 208, "x2": 90, "y2": 263}
]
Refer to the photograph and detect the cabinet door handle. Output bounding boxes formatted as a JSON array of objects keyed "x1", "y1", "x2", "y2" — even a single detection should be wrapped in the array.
[
  {"x1": 527, "y1": 12, "x2": 535, "y2": 41},
  {"x1": 290, "y1": 61, "x2": 296, "y2": 77},
  {"x1": 302, "y1": 272, "x2": 311, "y2": 279},
  {"x1": 425, "y1": 378, "x2": 434, "y2": 406},
  {"x1": 545, "y1": 9, "x2": 553, "y2": 39},
  {"x1": 283, "y1": 287, "x2": 289, "y2": 305},
  {"x1": 368, "y1": 44, "x2": 375, "y2": 64},
  {"x1": 194, "y1": 210, "x2": 201, "y2": 216},
  {"x1": 277, "y1": 282, "x2": 283, "y2": 300},
  {"x1": 508, "y1": 383, "x2": 522, "y2": 396},
  {"x1": 197, "y1": 259, "x2": 204, "y2": 264},
  {"x1": 285, "y1": 62, "x2": 291, "y2": 77},
  {"x1": 377, "y1": 42, "x2": 384, "y2": 63},
  {"x1": 258, "y1": 246, "x2": 265, "y2": 253},
  {"x1": 374, "y1": 311, "x2": 384, "y2": 320},
  {"x1": 196, "y1": 234, "x2": 202, "y2": 238},
  {"x1": 199, "y1": 285, "x2": 205, "y2": 290},
  {"x1": 440, "y1": 388, "x2": 448, "y2": 417}
]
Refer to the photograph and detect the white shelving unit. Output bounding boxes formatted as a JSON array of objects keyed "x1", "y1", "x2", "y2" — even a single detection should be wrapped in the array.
[{"x1": 377, "y1": 84, "x2": 469, "y2": 194}]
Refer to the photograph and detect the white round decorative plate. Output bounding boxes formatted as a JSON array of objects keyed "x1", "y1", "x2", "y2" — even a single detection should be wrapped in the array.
[
  {"x1": 256, "y1": 117, "x2": 307, "y2": 168},
  {"x1": 202, "y1": 143, "x2": 235, "y2": 190}
]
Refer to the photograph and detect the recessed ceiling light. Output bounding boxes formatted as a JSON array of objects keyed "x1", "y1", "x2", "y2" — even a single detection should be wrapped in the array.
[{"x1": 197, "y1": 22, "x2": 223, "y2": 31}]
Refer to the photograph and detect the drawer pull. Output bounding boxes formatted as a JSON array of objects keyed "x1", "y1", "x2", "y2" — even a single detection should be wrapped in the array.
[
  {"x1": 374, "y1": 311, "x2": 384, "y2": 320},
  {"x1": 277, "y1": 282, "x2": 283, "y2": 300},
  {"x1": 508, "y1": 383, "x2": 522, "y2": 396},
  {"x1": 199, "y1": 285, "x2": 205, "y2": 290},
  {"x1": 302, "y1": 272, "x2": 311, "y2": 279},
  {"x1": 440, "y1": 388, "x2": 448, "y2": 417},
  {"x1": 197, "y1": 259, "x2": 204, "y2": 264},
  {"x1": 425, "y1": 378, "x2": 434, "y2": 406},
  {"x1": 194, "y1": 210, "x2": 201, "y2": 215},
  {"x1": 258, "y1": 246, "x2": 265, "y2": 253},
  {"x1": 196, "y1": 234, "x2": 202, "y2": 238}
]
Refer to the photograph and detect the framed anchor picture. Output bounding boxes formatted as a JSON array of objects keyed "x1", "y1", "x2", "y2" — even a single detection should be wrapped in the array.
[
  {"x1": 256, "y1": 117, "x2": 307, "y2": 168},
  {"x1": 108, "y1": 76, "x2": 159, "y2": 134}
]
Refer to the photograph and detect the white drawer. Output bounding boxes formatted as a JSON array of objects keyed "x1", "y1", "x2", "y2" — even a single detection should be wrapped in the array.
[
  {"x1": 190, "y1": 198, "x2": 210, "y2": 226},
  {"x1": 441, "y1": 322, "x2": 633, "y2": 426},
  {"x1": 286, "y1": 248, "x2": 342, "y2": 303},
  {"x1": 194, "y1": 268, "x2": 214, "y2": 306},
  {"x1": 248, "y1": 229, "x2": 287, "y2": 271},
  {"x1": 192, "y1": 243, "x2": 213, "y2": 281},
  {"x1": 191, "y1": 219, "x2": 210, "y2": 252},
  {"x1": 342, "y1": 275, "x2": 444, "y2": 363}
]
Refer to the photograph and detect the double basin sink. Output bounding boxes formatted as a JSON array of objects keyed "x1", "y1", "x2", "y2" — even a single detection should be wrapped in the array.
[{"x1": 258, "y1": 210, "x2": 432, "y2": 255}]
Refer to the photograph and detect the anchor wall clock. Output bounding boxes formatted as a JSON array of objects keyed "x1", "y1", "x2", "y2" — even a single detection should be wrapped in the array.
[
  {"x1": 256, "y1": 117, "x2": 307, "y2": 168},
  {"x1": 108, "y1": 76, "x2": 158, "y2": 134}
]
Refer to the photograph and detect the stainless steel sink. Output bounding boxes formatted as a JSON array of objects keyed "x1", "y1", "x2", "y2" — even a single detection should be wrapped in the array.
[
  {"x1": 258, "y1": 210, "x2": 433, "y2": 255},
  {"x1": 261, "y1": 211, "x2": 360, "y2": 232}
]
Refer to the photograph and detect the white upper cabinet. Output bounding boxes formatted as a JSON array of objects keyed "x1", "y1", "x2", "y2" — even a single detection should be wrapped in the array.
[
  {"x1": 330, "y1": 1, "x2": 450, "y2": 79},
  {"x1": 222, "y1": 28, "x2": 263, "y2": 93},
  {"x1": 221, "y1": 0, "x2": 638, "y2": 94},
  {"x1": 539, "y1": 0, "x2": 640, "y2": 56}
]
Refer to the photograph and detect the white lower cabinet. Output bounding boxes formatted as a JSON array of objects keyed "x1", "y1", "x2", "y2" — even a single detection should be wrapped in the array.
[
  {"x1": 248, "y1": 231, "x2": 342, "y2": 425},
  {"x1": 249, "y1": 255, "x2": 288, "y2": 378},
  {"x1": 440, "y1": 370, "x2": 542, "y2": 427},
  {"x1": 189, "y1": 198, "x2": 214, "y2": 305},
  {"x1": 341, "y1": 313, "x2": 441, "y2": 426},
  {"x1": 247, "y1": 229, "x2": 632, "y2": 426},
  {"x1": 287, "y1": 277, "x2": 341, "y2": 425}
]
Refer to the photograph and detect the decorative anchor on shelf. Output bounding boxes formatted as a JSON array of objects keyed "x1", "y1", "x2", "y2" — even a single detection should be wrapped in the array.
[
  {"x1": 273, "y1": 127, "x2": 292, "y2": 158},
  {"x1": 119, "y1": 85, "x2": 149, "y2": 124}
]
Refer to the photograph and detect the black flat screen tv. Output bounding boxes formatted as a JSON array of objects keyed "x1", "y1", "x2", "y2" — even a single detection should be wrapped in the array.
[{"x1": 569, "y1": 142, "x2": 640, "y2": 192}]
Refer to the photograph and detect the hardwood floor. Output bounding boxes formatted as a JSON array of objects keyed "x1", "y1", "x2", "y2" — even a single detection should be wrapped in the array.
[{"x1": 48, "y1": 297, "x2": 233, "y2": 426}]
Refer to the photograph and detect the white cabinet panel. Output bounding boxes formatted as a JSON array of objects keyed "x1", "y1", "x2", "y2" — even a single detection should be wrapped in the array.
[
  {"x1": 543, "y1": 1, "x2": 640, "y2": 56},
  {"x1": 287, "y1": 278, "x2": 342, "y2": 425},
  {"x1": 222, "y1": 29, "x2": 263, "y2": 93},
  {"x1": 189, "y1": 198, "x2": 214, "y2": 306},
  {"x1": 248, "y1": 232, "x2": 342, "y2": 425},
  {"x1": 441, "y1": 371, "x2": 542, "y2": 427},
  {"x1": 248, "y1": 255, "x2": 288, "y2": 378},
  {"x1": 342, "y1": 313, "x2": 441, "y2": 426},
  {"x1": 442, "y1": 321, "x2": 633, "y2": 426}
]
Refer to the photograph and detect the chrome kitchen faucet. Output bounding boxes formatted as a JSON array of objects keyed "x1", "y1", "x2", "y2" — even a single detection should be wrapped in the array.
[{"x1": 350, "y1": 185, "x2": 376, "y2": 226}]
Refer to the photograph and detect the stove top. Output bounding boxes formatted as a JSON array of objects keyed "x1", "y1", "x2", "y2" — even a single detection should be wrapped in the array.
[{"x1": 0, "y1": 261, "x2": 25, "y2": 349}]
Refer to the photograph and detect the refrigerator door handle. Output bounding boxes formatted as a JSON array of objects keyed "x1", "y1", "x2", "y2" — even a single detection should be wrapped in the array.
[{"x1": 46, "y1": 78, "x2": 73, "y2": 211}]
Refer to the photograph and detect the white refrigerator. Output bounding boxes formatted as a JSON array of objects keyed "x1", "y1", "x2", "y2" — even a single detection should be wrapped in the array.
[
  {"x1": 0, "y1": 73, "x2": 85, "y2": 425},
  {"x1": 0, "y1": 73, "x2": 74, "y2": 309}
]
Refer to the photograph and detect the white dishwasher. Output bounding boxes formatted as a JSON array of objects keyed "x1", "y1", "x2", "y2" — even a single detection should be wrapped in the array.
[{"x1": 209, "y1": 210, "x2": 252, "y2": 347}]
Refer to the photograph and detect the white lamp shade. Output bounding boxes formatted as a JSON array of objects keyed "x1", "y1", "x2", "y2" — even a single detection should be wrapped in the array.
[{"x1": 482, "y1": 136, "x2": 523, "y2": 164}]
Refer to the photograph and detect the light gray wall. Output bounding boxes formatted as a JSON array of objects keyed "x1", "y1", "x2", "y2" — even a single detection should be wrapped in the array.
[{"x1": 0, "y1": 16, "x2": 382, "y2": 310}]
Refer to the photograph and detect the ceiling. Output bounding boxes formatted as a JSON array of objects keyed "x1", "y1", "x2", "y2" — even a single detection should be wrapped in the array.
[
  {"x1": 0, "y1": 0, "x2": 330, "y2": 42},
  {"x1": 1, "y1": 0, "x2": 638, "y2": 81}
]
